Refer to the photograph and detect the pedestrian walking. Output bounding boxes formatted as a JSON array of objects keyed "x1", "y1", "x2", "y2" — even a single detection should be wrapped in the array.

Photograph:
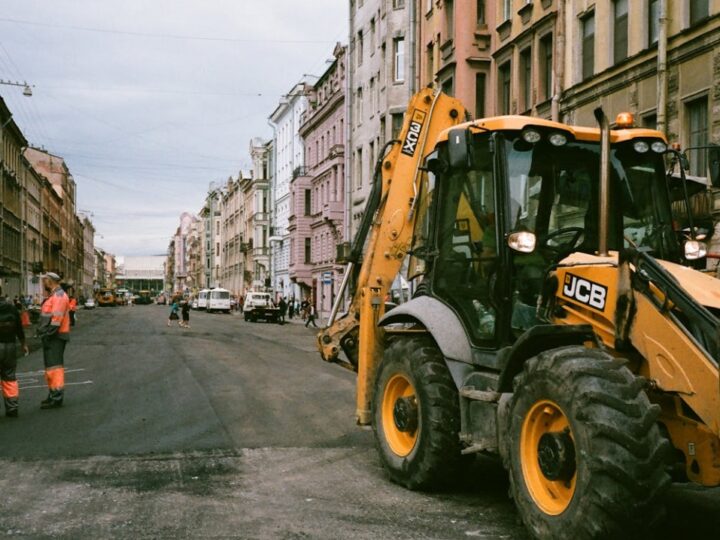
[
  {"x1": 181, "y1": 300, "x2": 191, "y2": 328},
  {"x1": 301, "y1": 299, "x2": 309, "y2": 321},
  {"x1": 0, "y1": 296, "x2": 28, "y2": 417},
  {"x1": 68, "y1": 293, "x2": 78, "y2": 327},
  {"x1": 278, "y1": 297, "x2": 287, "y2": 325},
  {"x1": 168, "y1": 299, "x2": 180, "y2": 327},
  {"x1": 37, "y1": 272, "x2": 71, "y2": 409},
  {"x1": 288, "y1": 297, "x2": 295, "y2": 319},
  {"x1": 305, "y1": 304, "x2": 318, "y2": 328}
]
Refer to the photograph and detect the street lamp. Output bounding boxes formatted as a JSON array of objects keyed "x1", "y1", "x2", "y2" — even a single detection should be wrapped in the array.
[{"x1": 0, "y1": 79, "x2": 34, "y2": 97}]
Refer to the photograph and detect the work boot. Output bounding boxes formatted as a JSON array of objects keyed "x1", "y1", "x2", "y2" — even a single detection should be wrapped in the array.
[{"x1": 40, "y1": 391, "x2": 63, "y2": 409}]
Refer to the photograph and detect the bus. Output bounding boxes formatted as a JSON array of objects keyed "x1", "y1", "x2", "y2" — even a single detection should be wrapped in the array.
[
  {"x1": 197, "y1": 289, "x2": 210, "y2": 310},
  {"x1": 207, "y1": 288, "x2": 231, "y2": 313},
  {"x1": 96, "y1": 288, "x2": 117, "y2": 307}
]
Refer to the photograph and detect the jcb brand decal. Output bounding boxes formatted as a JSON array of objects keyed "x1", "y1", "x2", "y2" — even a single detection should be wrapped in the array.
[
  {"x1": 401, "y1": 110, "x2": 427, "y2": 157},
  {"x1": 562, "y1": 273, "x2": 607, "y2": 311}
]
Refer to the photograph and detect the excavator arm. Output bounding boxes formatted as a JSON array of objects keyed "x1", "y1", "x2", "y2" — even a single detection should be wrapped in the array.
[{"x1": 318, "y1": 88, "x2": 466, "y2": 424}]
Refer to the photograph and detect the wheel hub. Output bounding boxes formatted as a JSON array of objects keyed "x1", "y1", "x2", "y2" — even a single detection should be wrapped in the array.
[
  {"x1": 537, "y1": 430, "x2": 576, "y2": 481},
  {"x1": 393, "y1": 396, "x2": 418, "y2": 433}
]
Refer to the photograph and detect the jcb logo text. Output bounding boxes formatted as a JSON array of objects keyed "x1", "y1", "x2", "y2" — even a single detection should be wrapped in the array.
[
  {"x1": 562, "y1": 273, "x2": 607, "y2": 311},
  {"x1": 401, "y1": 110, "x2": 426, "y2": 157}
]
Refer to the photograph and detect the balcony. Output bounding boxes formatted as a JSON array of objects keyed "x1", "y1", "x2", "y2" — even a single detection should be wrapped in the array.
[
  {"x1": 322, "y1": 200, "x2": 343, "y2": 223},
  {"x1": 328, "y1": 144, "x2": 344, "y2": 159},
  {"x1": 253, "y1": 247, "x2": 270, "y2": 257},
  {"x1": 293, "y1": 166, "x2": 310, "y2": 179},
  {"x1": 252, "y1": 212, "x2": 270, "y2": 222}
]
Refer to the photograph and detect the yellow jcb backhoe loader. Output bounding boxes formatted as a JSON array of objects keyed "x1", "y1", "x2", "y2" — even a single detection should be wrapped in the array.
[{"x1": 318, "y1": 88, "x2": 720, "y2": 539}]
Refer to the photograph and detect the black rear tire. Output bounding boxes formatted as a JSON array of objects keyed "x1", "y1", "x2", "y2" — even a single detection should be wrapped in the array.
[
  {"x1": 505, "y1": 346, "x2": 671, "y2": 540},
  {"x1": 372, "y1": 336, "x2": 464, "y2": 490}
]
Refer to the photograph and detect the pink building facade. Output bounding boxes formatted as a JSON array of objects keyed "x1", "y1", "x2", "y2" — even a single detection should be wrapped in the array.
[{"x1": 289, "y1": 44, "x2": 346, "y2": 320}]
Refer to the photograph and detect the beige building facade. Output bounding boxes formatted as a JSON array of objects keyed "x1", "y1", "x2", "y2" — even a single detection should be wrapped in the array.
[{"x1": 348, "y1": 0, "x2": 415, "y2": 237}]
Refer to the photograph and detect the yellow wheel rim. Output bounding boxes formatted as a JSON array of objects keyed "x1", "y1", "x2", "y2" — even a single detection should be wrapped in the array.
[
  {"x1": 520, "y1": 399, "x2": 577, "y2": 515},
  {"x1": 381, "y1": 373, "x2": 419, "y2": 457}
]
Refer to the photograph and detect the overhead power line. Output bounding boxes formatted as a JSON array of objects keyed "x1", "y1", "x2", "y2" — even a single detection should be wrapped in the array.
[{"x1": 0, "y1": 17, "x2": 336, "y2": 45}]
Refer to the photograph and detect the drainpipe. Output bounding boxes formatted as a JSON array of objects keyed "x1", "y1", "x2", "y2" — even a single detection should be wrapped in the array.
[
  {"x1": 657, "y1": 0, "x2": 668, "y2": 135},
  {"x1": 551, "y1": 0, "x2": 565, "y2": 122},
  {"x1": 408, "y1": 0, "x2": 417, "y2": 94}
]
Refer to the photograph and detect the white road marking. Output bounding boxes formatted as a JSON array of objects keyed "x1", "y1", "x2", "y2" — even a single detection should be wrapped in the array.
[
  {"x1": 19, "y1": 380, "x2": 94, "y2": 390},
  {"x1": 15, "y1": 368, "x2": 86, "y2": 377}
]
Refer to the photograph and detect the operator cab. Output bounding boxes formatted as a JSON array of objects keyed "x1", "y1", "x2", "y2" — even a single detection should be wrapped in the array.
[{"x1": 414, "y1": 114, "x2": 679, "y2": 347}]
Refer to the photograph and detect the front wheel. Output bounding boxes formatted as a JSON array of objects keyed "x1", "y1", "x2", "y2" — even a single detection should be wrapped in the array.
[
  {"x1": 372, "y1": 336, "x2": 464, "y2": 490},
  {"x1": 505, "y1": 346, "x2": 670, "y2": 539}
]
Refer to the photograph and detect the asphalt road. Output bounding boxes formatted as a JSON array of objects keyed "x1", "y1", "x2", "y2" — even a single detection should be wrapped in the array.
[{"x1": 0, "y1": 305, "x2": 717, "y2": 539}]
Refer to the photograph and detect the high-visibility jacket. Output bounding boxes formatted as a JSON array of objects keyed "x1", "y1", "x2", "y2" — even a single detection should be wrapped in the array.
[{"x1": 39, "y1": 287, "x2": 71, "y2": 340}]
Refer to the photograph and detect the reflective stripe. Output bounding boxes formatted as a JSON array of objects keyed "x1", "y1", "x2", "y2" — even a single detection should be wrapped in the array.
[
  {"x1": 51, "y1": 310, "x2": 65, "y2": 316},
  {"x1": 45, "y1": 366, "x2": 65, "y2": 390},
  {"x1": 1, "y1": 380, "x2": 18, "y2": 398},
  {"x1": 50, "y1": 321, "x2": 61, "y2": 326}
]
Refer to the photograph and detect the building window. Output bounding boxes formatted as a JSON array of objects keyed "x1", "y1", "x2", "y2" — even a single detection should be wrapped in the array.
[
  {"x1": 304, "y1": 189, "x2": 311, "y2": 216},
  {"x1": 393, "y1": 0, "x2": 405, "y2": 9},
  {"x1": 581, "y1": 12, "x2": 595, "y2": 80},
  {"x1": 394, "y1": 38, "x2": 405, "y2": 82},
  {"x1": 648, "y1": 0, "x2": 660, "y2": 46},
  {"x1": 502, "y1": 0, "x2": 511, "y2": 21},
  {"x1": 498, "y1": 61, "x2": 511, "y2": 115},
  {"x1": 445, "y1": 0, "x2": 454, "y2": 39},
  {"x1": 477, "y1": 0, "x2": 485, "y2": 25},
  {"x1": 441, "y1": 76, "x2": 454, "y2": 97},
  {"x1": 391, "y1": 113, "x2": 404, "y2": 139},
  {"x1": 613, "y1": 0, "x2": 628, "y2": 65},
  {"x1": 304, "y1": 238, "x2": 311, "y2": 264},
  {"x1": 426, "y1": 43, "x2": 434, "y2": 86},
  {"x1": 475, "y1": 73, "x2": 486, "y2": 119},
  {"x1": 357, "y1": 87, "x2": 363, "y2": 120},
  {"x1": 539, "y1": 33, "x2": 553, "y2": 102},
  {"x1": 356, "y1": 148, "x2": 363, "y2": 189},
  {"x1": 690, "y1": 0, "x2": 709, "y2": 26},
  {"x1": 370, "y1": 18, "x2": 376, "y2": 50},
  {"x1": 357, "y1": 30, "x2": 363, "y2": 66},
  {"x1": 641, "y1": 113, "x2": 657, "y2": 129},
  {"x1": 520, "y1": 47, "x2": 532, "y2": 112},
  {"x1": 687, "y1": 97, "x2": 709, "y2": 177}
]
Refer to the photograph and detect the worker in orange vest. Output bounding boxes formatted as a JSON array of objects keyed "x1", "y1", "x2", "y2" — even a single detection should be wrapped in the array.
[{"x1": 37, "y1": 273, "x2": 70, "y2": 409}]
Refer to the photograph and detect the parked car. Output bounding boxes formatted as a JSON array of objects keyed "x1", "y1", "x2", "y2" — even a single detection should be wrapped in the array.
[
  {"x1": 84, "y1": 298, "x2": 96, "y2": 309},
  {"x1": 207, "y1": 288, "x2": 232, "y2": 313},
  {"x1": 191, "y1": 298, "x2": 199, "y2": 309},
  {"x1": 156, "y1": 295, "x2": 167, "y2": 305}
]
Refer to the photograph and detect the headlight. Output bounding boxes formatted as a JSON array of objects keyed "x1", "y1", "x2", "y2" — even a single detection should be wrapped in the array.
[
  {"x1": 651, "y1": 141, "x2": 667, "y2": 153},
  {"x1": 522, "y1": 129, "x2": 542, "y2": 144},
  {"x1": 633, "y1": 141, "x2": 649, "y2": 153},
  {"x1": 684, "y1": 240, "x2": 707, "y2": 260},
  {"x1": 549, "y1": 132, "x2": 568, "y2": 146}
]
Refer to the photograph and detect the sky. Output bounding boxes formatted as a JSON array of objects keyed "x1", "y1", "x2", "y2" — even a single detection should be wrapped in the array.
[{"x1": 0, "y1": 0, "x2": 348, "y2": 256}]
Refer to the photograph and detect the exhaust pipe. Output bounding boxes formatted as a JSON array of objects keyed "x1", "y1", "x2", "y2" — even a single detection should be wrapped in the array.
[{"x1": 594, "y1": 107, "x2": 610, "y2": 257}]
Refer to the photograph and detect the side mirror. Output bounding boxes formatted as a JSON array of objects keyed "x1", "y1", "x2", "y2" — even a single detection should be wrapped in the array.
[
  {"x1": 709, "y1": 144, "x2": 720, "y2": 188},
  {"x1": 508, "y1": 231, "x2": 536, "y2": 253},
  {"x1": 447, "y1": 128, "x2": 472, "y2": 170},
  {"x1": 684, "y1": 240, "x2": 707, "y2": 260}
]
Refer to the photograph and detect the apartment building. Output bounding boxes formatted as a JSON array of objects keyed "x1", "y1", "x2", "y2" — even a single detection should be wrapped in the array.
[
  {"x1": 418, "y1": 0, "x2": 495, "y2": 119},
  {"x1": 348, "y1": 0, "x2": 414, "y2": 237},
  {"x1": 290, "y1": 44, "x2": 347, "y2": 316},
  {"x1": 269, "y1": 79, "x2": 314, "y2": 300},
  {"x1": 0, "y1": 98, "x2": 27, "y2": 297},
  {"x1": 243, "y1": 139, "x2": 272, "y2": 291},
  {"x1": 199, "y1": 186, "x2": 222, "y2": 289},
  {"x1": 220, "y1": 175, "x2": 246, "y2": 297}
]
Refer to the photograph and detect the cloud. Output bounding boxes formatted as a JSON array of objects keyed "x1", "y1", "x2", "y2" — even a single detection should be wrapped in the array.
[{"x1": 0, "y1": 0, "x2": 347, "y2": 256}]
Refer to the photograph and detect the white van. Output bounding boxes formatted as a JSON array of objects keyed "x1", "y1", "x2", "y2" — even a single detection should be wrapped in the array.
[
  {"x1": 197, "y1": 289, "x2": 210, "y2": 310},
  {"x1": 207, "y1": 288, "x2": 231, "y2": 313}
]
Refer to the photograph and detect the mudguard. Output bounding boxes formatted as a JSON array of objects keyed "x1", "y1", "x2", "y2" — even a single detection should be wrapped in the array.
[{"x1": 378, "y1": 296, "x2": 473, "y2": 363}]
